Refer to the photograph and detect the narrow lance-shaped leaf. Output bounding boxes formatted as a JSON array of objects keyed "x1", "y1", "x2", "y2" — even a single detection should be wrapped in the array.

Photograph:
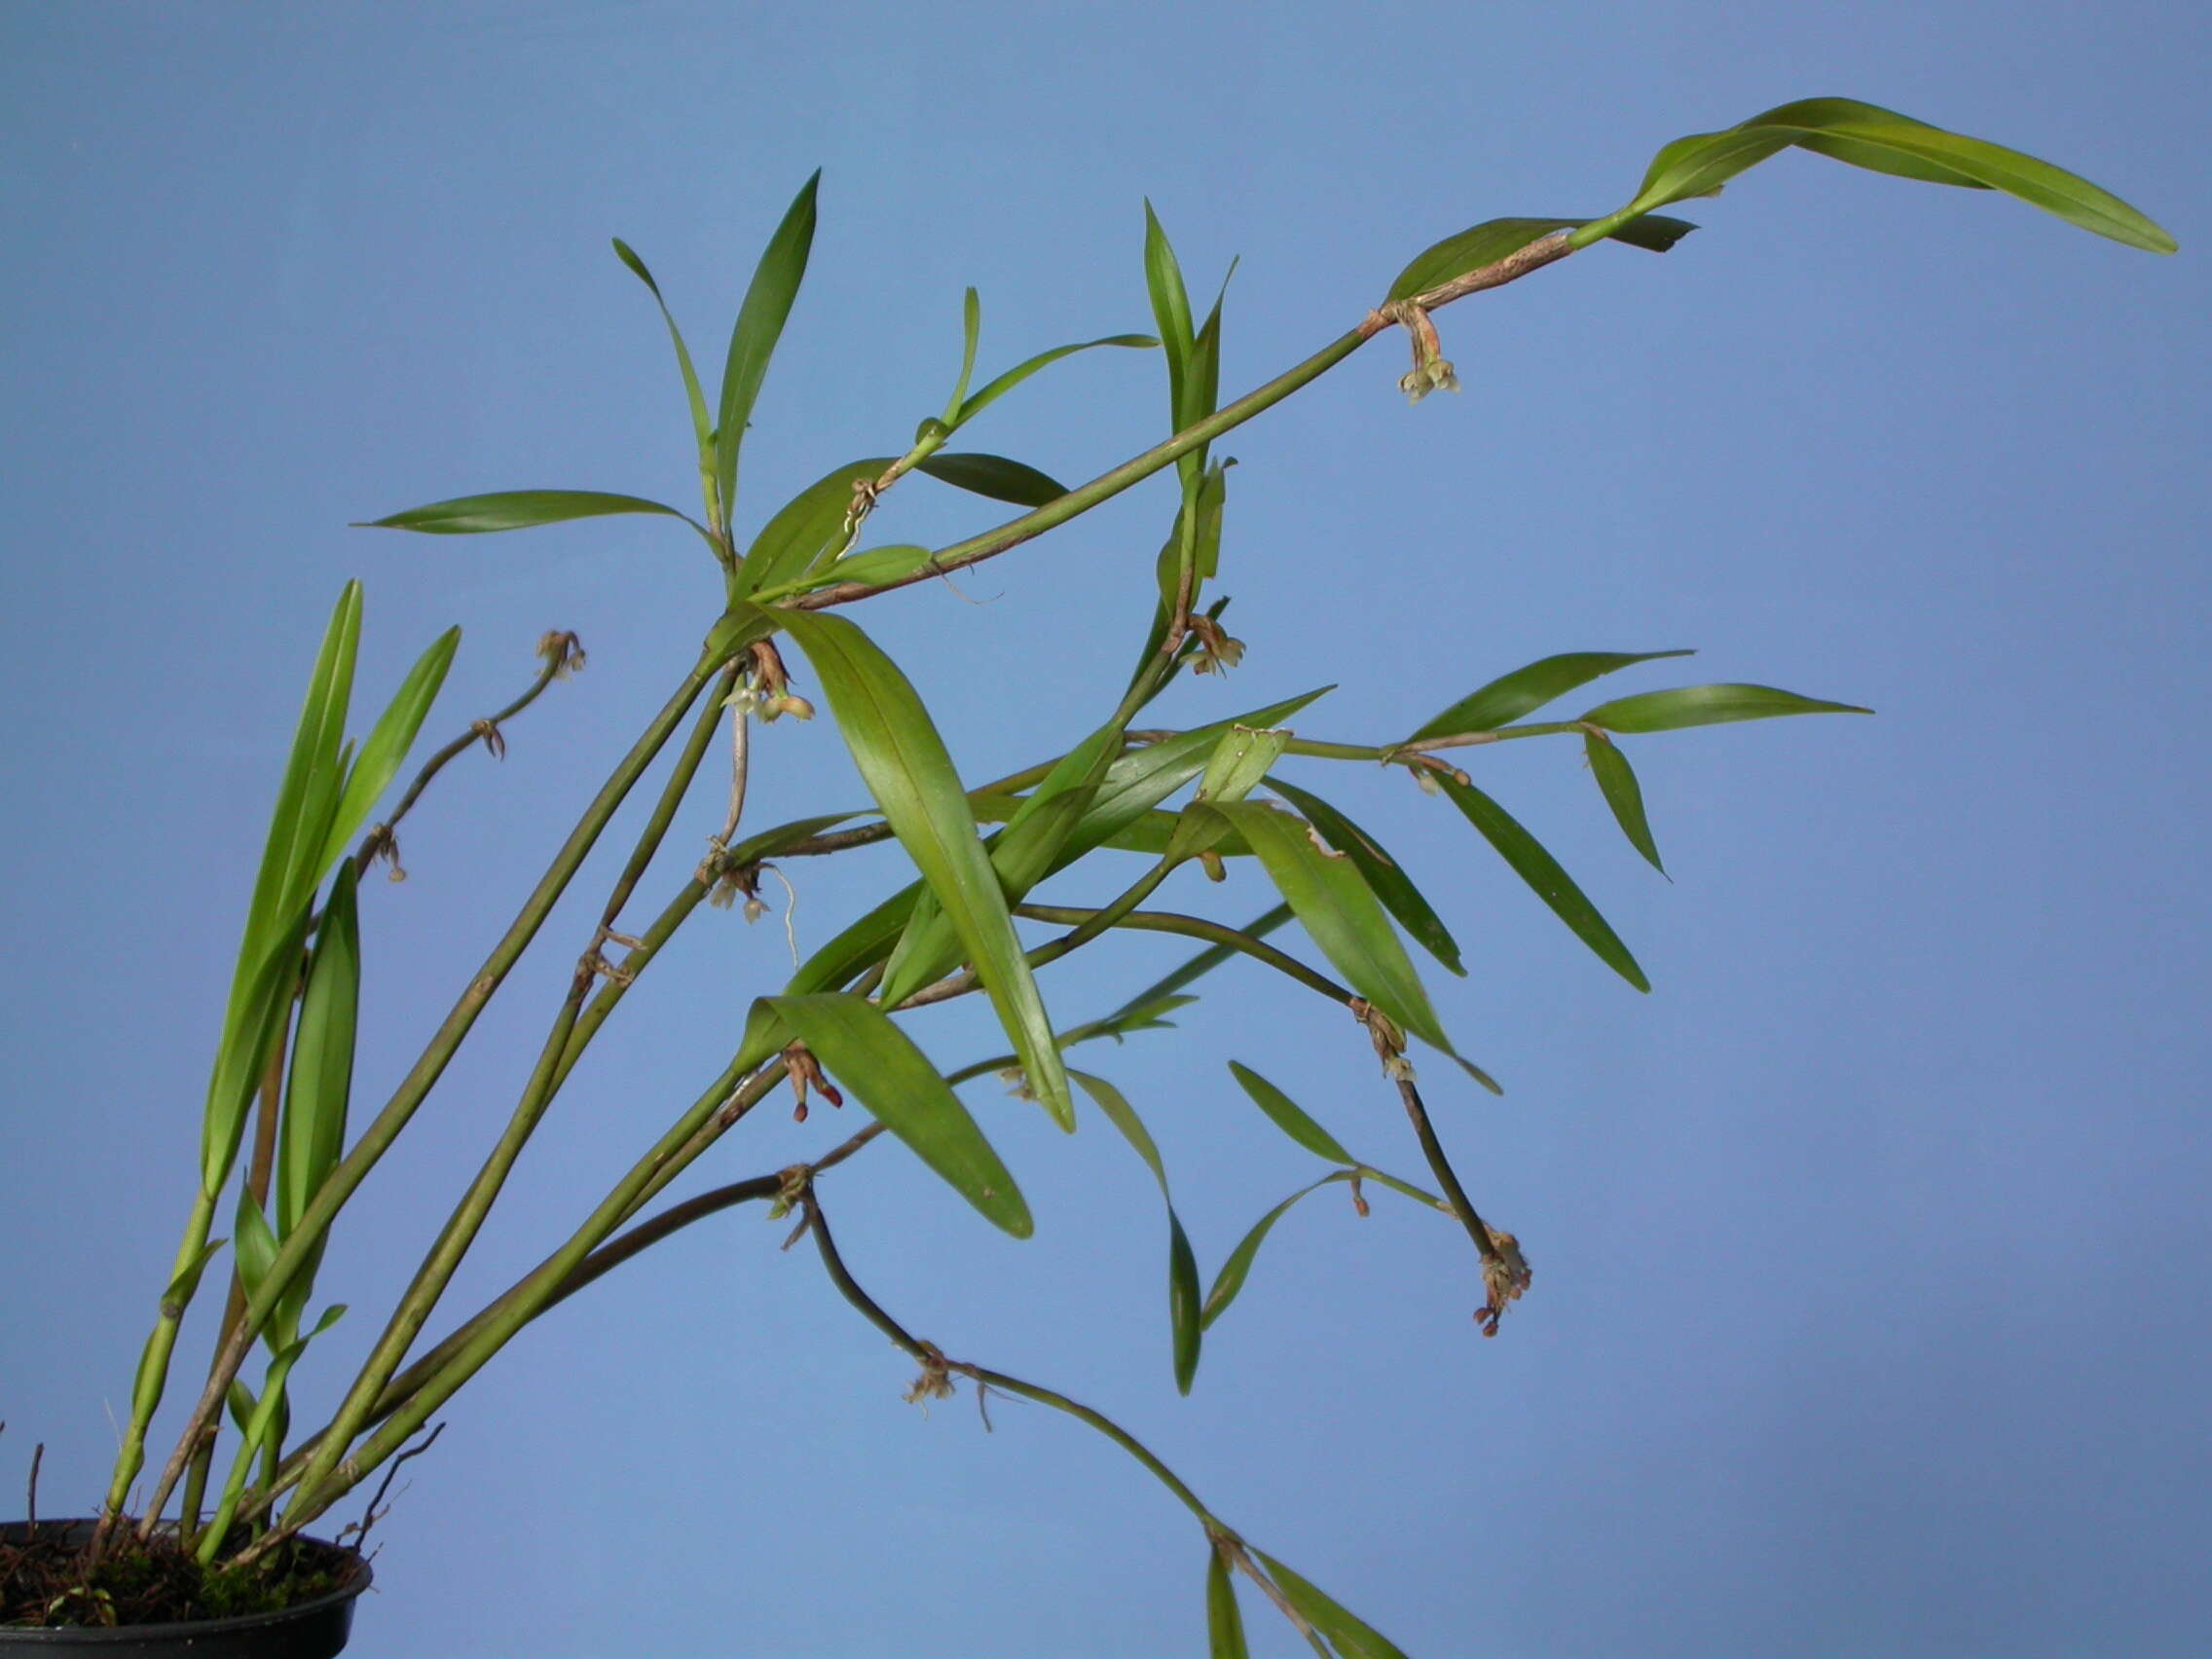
[
  {"x1": 772, "y1": 606, "x2": 1073, "y2": 1130},
  {"x1": 275, "y1": 859, "x2": 362, "y2": 1338},
  {"x1": 771, "y1": 993, "x2": 1032, "y2": 1237},
  {"x1": 1073, "y1": 684, "x2": 1332, "y2": 853},
  {"x1": 1204, "y1": 799, "x2": 1454, "y2": 1053},
  {"x1": 784, "y1": 696, "x2": 1326, "y2": 1007},
  {"x1": 203, "y1": 584, "x2": 361, "y2": 1193},
  {"x1": 358, "y1": 490, "x2": 697, "y2": 536},
  {"x1": 1206, "y1": 1549, "x2": 1252, "y2": 1659},
  {"x1": 953, "y1": 334, "x2": 1157, "y2": 429},
  {"x1": 1408, "y1": 648, "x2": 1692, "y2": 742},
  {"x1": 1266, "y1": 776, "x2": 1464, "y2": 976},
  {"x1": 1070, "y1": 1070, "x2": 1202, "y2": 1392},
  {"x1": 1227, "y1": 1061, "x2": 1354, "y2": 1165},
  {"x1": 880, "y1": 721, "x2": 1123, "y2": 1009},
  {"x1": 320, "y1": 624, "x2": 460, "y2": 871},
  {"x1": 917, "y1": 452, "x2": 1069, "y2": 507},
  {"x1": 716, "y1": 170, "x2": 822, "y2": 515},
  {"x1": 232, "y1": 1191, "x2": 279, "y2": 1310},
  {"x1": 1584, "y1": 732, "x2": 1665, "y2": 874},
  {"x1": 1437, "y1": 775, "x2": 1649, "y2": 992},
  {"x1": 1179, "y1": 266, "x2": 1231, "y2": 482},
  {"x1": 733, "y1": 457, "x2": 898, "y2": 597},
  {"x1": 1579, "y1": 682, "x2": 1871, "y2": 732},
  {"x1": 1388, "y1": 213, "x2": 1698, "y2": 301},
  {"x1": 1252, "y1": 1552, "x2": 1414, "y2": 1659},
  {"x1": 1201, "y1": 1176, "x2": 1334, "y2": 1330},
  {"x1": 1141, "y1": 201, "x2": 1196, "y2": 435},
  {"x1": 941, "y1": 286, "x2": 982, "y2": 425},
  {"x1": 1591, "y1": 97, "x2": 2174, "y2": 254},
  {"x1": 610, "y1": 238, "x2": 714, "y2": 461}
]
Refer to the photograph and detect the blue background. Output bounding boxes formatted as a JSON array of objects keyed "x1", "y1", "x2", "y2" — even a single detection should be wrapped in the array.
[{"x1": 4, "y1": 5, "x2": 2205, "y2": 1655}]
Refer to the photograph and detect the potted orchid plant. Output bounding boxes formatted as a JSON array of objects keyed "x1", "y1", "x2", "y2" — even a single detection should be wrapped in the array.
[{"x1": 1, "y1": 97, "x2": 2170, "y2": 1656}]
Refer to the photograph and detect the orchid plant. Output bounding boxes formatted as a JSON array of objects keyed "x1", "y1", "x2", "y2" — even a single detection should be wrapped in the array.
[{"x1": 19, "y1": 98, "x2": 2169, "y2": 1650}]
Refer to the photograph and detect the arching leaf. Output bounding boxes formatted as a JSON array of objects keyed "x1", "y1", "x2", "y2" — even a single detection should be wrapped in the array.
[{"x1": 771, "y1": 993, "x2": 1031, "y2": 1236}]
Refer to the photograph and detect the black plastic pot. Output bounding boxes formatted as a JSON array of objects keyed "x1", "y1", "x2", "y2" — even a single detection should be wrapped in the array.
[{"x1": 0, "y1": 1524, "x2": 369, "y2": 1658}]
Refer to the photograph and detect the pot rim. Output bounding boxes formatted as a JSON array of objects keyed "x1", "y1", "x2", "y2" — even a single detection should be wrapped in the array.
[{"x1": 0, "y1": 1520, "x2": 371, "y2": 1642}]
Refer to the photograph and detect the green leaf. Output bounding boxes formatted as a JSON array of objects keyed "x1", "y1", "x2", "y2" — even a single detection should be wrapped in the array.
[
  {"x1": 358, "y1": 490, "x2": 695, "y2": 535},
  {"x1": 769, "y1": 993, "x2": 1031, "y2": 1236},
  {"x1": 1167, "y1": 722, "x2": 1290, "y2": 863},
  {"x1": 278, "y1": 862, "x2": 360, "y2": 1263},
  {"x1": 1227, "y1": 1062, "x2": 1353, "y2": 1165},
  {"x1": 203, "y1": 583, "x2": 362, "y2": 1193},
  {"x1": 1201, "y1": 1177, "x2": 1333, "y2": 1329},
  {"x1": 1437, "y1": 776, "x2": 1649, "y2": 992},
  {"x1": 233, "y1": 1191, "x2": 279, "y2": 1307},
  {"x1": 880, "y1": 722, "x2": 1123, "y2": 1009},
  {"x1": 1252, "y1": 1553, "x2": 1413, "y2": 1659},
  {"x1": 1068, "y1": 1069, "x2": 1201, "y2": 1392},
  {"x1": 733, "y1": 457, "x2": 898, "y2": 597},
  {"x1": 160, "y1": 1235, "x2": 230, "y2": 1311},
  {"x1": 1408, "y1": 649, "x2": 1692, "y2": 742},
  {"x1": 1362, "y1": 1167, "x2": 1451, "y2": 1210},
  {"x1": 1207, "y1": 1549, "x2": 1251, "y2": 1659},
  {"x1": 1205, "y1": 800, "x2": 1453, "y2": 1052},
  {"x1": 1584, "y1": 733, "x2": 1664, "y2": 874},
  {"x1": 1142, "y1": 202, "x2": 1197, "y2": 436},
  {"x1": 611, "y1": 238, "x2": 714, "y2": 461},
  {"x1": 1073, "y1": 1070, "x2": 1166, "y2": 1192},
  {"x1": 1183, "y1": 268, "x2": 1229, "y2": 453},
  {"x1": 321, "y1": 625, "x2": 460, "y2": 871},
  {"x1": 1266, "y1": 776, "x2": 1464, "y2": 976},
  {"x1": 1388, "y1": 213, "x2": 1698, "y2": 301},
  {"x1": 1168, "y1": 1210, "x2": 1203, "y2": 1394},
  {"x1": 942, "y1": 286, "x2": 982, "y2": 425},
  {"x1": 1579, "y1": 682, "x2": 1871, "y2": 732},
  {"x1": 954, "y1": 334, "x2": 1157, "y2": 429},
  {"x1": 917, "y1": 452, "x2": 1069, "y2": 507},
  {"x1": 773, "y1": 607, "x2": 1072, "y2": 1129},
  {"x1": 1603, "y1": 97, "x2": 2175, "y2": 254},
  {"x1": 716, "y1": 170, "x2": 821, "y2": 516},
  {"x1": 1077, "y1": 686, "x2": 1332, "y2": 855}
]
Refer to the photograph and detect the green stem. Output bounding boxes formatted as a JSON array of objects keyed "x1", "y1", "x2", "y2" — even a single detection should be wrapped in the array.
[
  {"x1": 286, "y1": 662, "x2": 737, "y2": 1523},
  {"x1": 242, "y1": 905, "x2": 1291, "y2": 1529},
  {"x1": 138, "y1": 661, "x2": 718, "y2": 1534},
  {"x1": 259, "y1": 1045, "x2": 790, "y2": 1551},
  {"x1": 100, "y1": 1185, "x2": 218, "y2": 1532},
  {"x1": 792, "y1": 329, "x2": 1373, "y2": 610},
  {"x1": 1014, "y1": 903, "x2": 1350, "y2": 1004}
]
